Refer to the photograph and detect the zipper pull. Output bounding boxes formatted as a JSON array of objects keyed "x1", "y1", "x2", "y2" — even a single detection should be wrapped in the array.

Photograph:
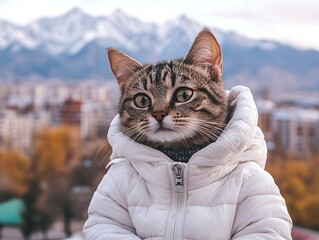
[{"x1": 172, "y1": 164, "x2": 184, "y2": 193}]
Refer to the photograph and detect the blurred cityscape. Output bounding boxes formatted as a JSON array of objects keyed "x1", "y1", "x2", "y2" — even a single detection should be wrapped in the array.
[
  {"x1": 0, "y1": 79, "x2": 118, "y2": 239},
  {"x1": 1, "y1": 2, "x2": 319, "y2": 239},
  {"x1": 0, "y1": 80, "x2": 319, "y2": 239},
  {"x1": 0, "y1": 79, "x2": 118, "y2": 153}
]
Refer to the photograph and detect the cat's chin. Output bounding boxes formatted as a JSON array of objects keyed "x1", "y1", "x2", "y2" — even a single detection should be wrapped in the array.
[
  {"x1": 142, "y1": 129, "x2": 215, "y2": 150},
  {"x1": 146, "y1": 128, "x2": 187, "y2": 145}
]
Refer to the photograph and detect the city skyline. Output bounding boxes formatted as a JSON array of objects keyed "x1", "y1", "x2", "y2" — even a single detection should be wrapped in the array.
[{"x1": 1, "y1": 80, "x2": 319, "y2": 159}]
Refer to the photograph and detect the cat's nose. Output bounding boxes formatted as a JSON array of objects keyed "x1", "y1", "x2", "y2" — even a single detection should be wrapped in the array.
[{"x1": 152, "y1": 111, "x2": 167, "y2": 122}]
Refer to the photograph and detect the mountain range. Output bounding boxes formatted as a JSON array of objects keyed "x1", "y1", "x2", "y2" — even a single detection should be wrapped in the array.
[{"x1": 1, "y1": 7, "x2": 319, "y2": 92}]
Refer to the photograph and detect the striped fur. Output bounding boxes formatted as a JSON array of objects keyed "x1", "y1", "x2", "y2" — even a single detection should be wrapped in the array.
[{"x1": 108, "y1": 28, "x2": 228, "y2": 150}]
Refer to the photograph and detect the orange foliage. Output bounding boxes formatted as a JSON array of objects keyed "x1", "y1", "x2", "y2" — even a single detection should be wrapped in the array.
[
  {"x1": 33, "y1": 126, "x2": 80, "y2": 182},
  {"x1": 0, "y1": 149, "x2": 30, "y2": 196},
  {"x1": 266, "y1": 153, "x2": 319, "y2": 230}
]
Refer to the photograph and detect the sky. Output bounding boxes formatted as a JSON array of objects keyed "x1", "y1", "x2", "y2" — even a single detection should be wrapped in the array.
[{"x1": 0, "y1": 0, "x2": 319, "y2": 51}]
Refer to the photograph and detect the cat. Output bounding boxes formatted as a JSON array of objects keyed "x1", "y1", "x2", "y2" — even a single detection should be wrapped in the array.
[
  {"x1": 107, "y1": 28, "x2": 228, "y2": 162},
  {"x1": 84, "y1": 27, "x2": 293, "y2": 240}
]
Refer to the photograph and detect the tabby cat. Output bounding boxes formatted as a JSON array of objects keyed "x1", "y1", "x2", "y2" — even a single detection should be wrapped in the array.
[{"x1": 108, "y1": 28, "x2": 228, "y2": 162}]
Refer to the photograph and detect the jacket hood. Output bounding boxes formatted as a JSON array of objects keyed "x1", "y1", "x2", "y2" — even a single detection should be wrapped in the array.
[{"x1": 107, "y1": 86, "x2": 267, "y2": 169}]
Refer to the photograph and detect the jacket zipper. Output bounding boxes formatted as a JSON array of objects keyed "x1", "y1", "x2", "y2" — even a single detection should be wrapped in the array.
[
  {"x1": 172, "y1": 164, "x2": 184, "y2": 193},
  {"x1": 165, "y1": 163, "x2": 187, "y2": 240}
]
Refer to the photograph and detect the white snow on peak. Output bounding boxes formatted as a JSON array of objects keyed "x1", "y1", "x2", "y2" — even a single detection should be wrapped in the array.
[
  {"x1": 257, "y1": 41, "x2": 277, "y2": 50},
  {"x1": 0, "y1": 7, "x2": 276, "y2": 55}
]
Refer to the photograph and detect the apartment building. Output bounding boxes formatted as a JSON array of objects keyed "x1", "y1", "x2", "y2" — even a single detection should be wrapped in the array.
[
  {"x1": 256, "y1": 94, "x2": 319, "y2": 158},
  {"x1": 256, "y1": 99, "x2": 275, "y2": 141},
  {"x1": 272, "y1": 108, "x2": 319, "y2": 158},
  {"x1": 0, "y1": 81, "x2": 118, "y2": 153},
  {"x1": 0, "y1": 109, "x2": 34, "y2": 152}
]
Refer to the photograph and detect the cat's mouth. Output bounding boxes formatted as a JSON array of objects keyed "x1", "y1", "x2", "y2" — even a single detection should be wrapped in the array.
[
  {"x1": 154, "y1": 126, "x2": 174, "y2": 133},
  {"x1": 146, "y1": 117, "x2": 189, "y2": 143},
  {"x1": 147, "y1": 124, "x2": 181, "y2": 143},
  {"x1": 155, "y1": 119, "x2": 177, "y2": 131},
  {"x1": 154, "y1": 124, "x2": 174, "y2": 133}
]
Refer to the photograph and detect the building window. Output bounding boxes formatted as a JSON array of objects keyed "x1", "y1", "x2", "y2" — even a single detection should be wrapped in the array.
[
  {"x1": 309, "y1": 127, "x2": 315, "y2": 137},
  {"x1": 297, "y1": 125, "x2": 303, "y2": 136}
]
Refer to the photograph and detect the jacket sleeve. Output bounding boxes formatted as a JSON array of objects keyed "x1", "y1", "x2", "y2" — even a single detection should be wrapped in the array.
[
  {"x1": 83, "y1": 167, "x2": 141, "y2": 240},
  {"x1": 231, "y1": 168, "x2": 293, "y2": 240}
]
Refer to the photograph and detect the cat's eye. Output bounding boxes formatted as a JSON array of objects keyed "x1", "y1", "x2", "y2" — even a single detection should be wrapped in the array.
[
  {"x1": 134, "y1": 94, "x2": 151, "y2": 108},
  {"x1": 175, "y1": 88, "x2": 193, "y2": 102}
]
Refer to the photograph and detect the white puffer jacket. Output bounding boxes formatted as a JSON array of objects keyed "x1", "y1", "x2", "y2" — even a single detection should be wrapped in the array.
[{"x1": 83, "y1": 86, "x2": 292, "y2": 240}]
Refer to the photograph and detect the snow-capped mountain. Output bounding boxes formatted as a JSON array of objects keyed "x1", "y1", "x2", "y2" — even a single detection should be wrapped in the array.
[
  {"x1": 0, "y1": 8, "x2": 151, "y2": 54},
  {"x1": 0, "y1": 7, "x2": 269, "y2": 56},
  {"x1": 1, "y1": 8, "x2": 319, "y2": 92}
]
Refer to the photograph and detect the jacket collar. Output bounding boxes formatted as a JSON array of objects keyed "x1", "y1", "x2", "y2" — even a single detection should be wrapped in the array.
[{"x1": 108, "y1": 86, "x2": 267, "y2": 169}]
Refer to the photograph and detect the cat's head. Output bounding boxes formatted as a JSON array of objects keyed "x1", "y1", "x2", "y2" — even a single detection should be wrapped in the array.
[{"x1": 107, "y1": 28, "x2": 228, "y2": 150}]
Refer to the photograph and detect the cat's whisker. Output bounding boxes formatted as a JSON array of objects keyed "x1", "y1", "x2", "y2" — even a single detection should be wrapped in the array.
[
  {"x1": 197, "y1": 126, "x2": 236, "y2": 152},
  {"x1": 123, "y1": 127, "x2": 141, "y2": 139},
  {"x1": 185, "y1": 119, "x2": 228, "y2": 128},
  {"x1": 172, "y1": 122, "x2": 223, "y2": 146},
  {"x1": 100, "y1": 149, "x2": 113, "y2": 167},
  {"x1": 178, "y1": 129, "x2": 193, "y2": 149},
  {"x1": 196, "y1": 129, "x2": 218, "y2": 143},
  {"x1": 124, "y1": 124, "x2": 151, "y2": 154},
  {"x1": 197, "y1": 126, "x2": 215, "y2": 142},
  {"x1": 95, "y1": 140, "x2": 113, "y2": 166},
  {"x1": 95, "y1": 140, "x2": 109, "y2": 161},
  {"x1": 183, "y1": 120, "x2": 224, "y2": 132},
  {"x1": 121, "y1": 127, "x2": 145, "y2": 156},
  {"x1": 179, "y1": 118, "x2": 236, "y2": 151},
  {"x1": 107, "y1": 26, "x2": 231, "y2": 161},
  {"x1": 194, "y1": 124, "x2": 231, "y2": 145},
  {"x1": 133, "y1": 131, "x2": 146, "y2": 144},
  {"x1": 180, "y1": 121, "x2": 227, "y2": 131}
]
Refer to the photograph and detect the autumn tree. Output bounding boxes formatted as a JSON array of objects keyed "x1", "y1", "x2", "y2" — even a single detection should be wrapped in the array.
[
  {"x1": 27, "y1": 126, "x2": 81, "y2": 233},
  {"x1": 266, "y1": 152, "x2": 319, "y2": 230},
  {"x1": 297, "y1": 194, "x2": 319, "y2": 230},
  {"x1": 0, "y1": 149, "x2": 30, "y2": 197},
  {"x1": 32, "y1": 126, "x2": 81, "y2": 182}
]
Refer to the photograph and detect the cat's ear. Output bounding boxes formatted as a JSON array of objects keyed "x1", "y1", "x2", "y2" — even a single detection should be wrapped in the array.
[
  {"x1": 184, "y1": 28, "x2": 222, "y2": 71},
  {"x1": 107, "y1": 48, "x2": 142, "y2": 87}
]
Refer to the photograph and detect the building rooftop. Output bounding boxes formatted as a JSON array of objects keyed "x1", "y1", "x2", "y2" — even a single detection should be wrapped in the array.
[
  {"x1": 273, "y1": 108, "x2": 319, "y2": 122},
  {"x1": 256, "y1": 99, "x2": 275, "y2": 113}
]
